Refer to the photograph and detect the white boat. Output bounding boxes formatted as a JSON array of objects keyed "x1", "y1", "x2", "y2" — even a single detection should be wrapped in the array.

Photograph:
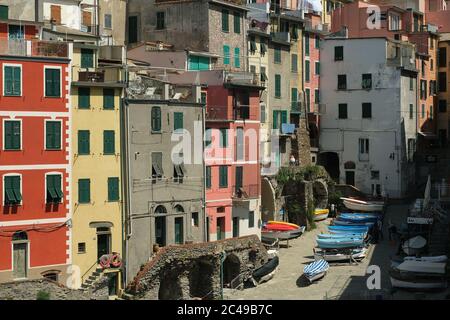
[
  {"x1": 390, "y1": 276, "x2": 448, "y2": 290},
  {"x1": 314, "y1": 209, "x2": 329, "y2": 221},
  {"x1": 267, "y1": 249, "x2": 279, "y2": 260},
  {"x1": 390, "y1": 260, "x2": 448, "y2": 290},
  {"x1": 396, "y1": 260, "x2": 446, "y2": 274},
  {"x1": 314, "y1": 247, "x2": 367, "y2": 262},
  {"x1": 303, "y1": 259, "x2": 329, "y2": 283},
  {"x1": 402, "y1": 235, "x2": 427, "y2": 256},
  {"x1": 341, "y1": 197, "x2": 384, "y2": 212},
  {"x1": 404, "y1": 255, "x2": 448, "y2": 263}
]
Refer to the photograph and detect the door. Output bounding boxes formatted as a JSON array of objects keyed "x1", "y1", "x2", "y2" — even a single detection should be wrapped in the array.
[
  {"x1": 13, "y1": 243, "x2": 27, "y2": 279},
  {"x1": 155, "y1": 216, "x2": 166, "y2": 246},
  {"x1": 174, "y1": 217, "x2": 184, "y2": 244},
  {"x1": 217, "y1": 217, "x2": 225, "y2": 240},
  {"x1": 97, "y1": 234, "x2": 110, "y2": 259},
  {"x1": 232, "y1": 217, "x2": 239, "y2": 238},
  {"x1": 345, "y1": 171, "x2": 355, "y2": 186},
  {"x1": 128, "y1": 16, "x2": 138, "y2": 44},
  {"x1": 206, "y1": 217, "x2": 210, "y2": 242},
  {"x1": 235, "y1": 166, "x2": 243, "y2": 195}
]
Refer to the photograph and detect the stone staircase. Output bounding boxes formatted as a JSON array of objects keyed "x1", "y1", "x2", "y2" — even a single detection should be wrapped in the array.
[{"x1": 80, "y1": 267, "x2": 104, "y2": 291}]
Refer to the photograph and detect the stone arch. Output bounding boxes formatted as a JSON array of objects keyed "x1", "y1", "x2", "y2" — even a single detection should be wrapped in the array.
[
  {"x1": 318, "y1": 152, "x2": 340, "y2": 182},
  {"x1": 344, "y1": 161, "x2": 356, "y2": 170},
  {"x1": 12, "y1": 231, "x2": 28, "y2": 241},
  {"x1": 189, "y1": 258, "x2": 215, "y2": 299},
  {"x1": 154, "y1": 205, "x2": 167, "y2": 247},
  {"x1": 174, "y1": 204, "x2": 184, "y2": 213},
  {"x1": 158, "y1": 272, "x2": 183, "y2": 300},
  {"x1": 313, "y1": 179, "x2": 328, "y2": 209},
  {"x1": 261, "y1": 177, "x2": 276, "y2": 222},
  {"x1": 223, "y1": 253, "x2": 241, "y2": 288}
]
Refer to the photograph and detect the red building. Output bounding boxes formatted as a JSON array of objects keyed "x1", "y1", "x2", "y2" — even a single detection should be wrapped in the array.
[{"x1": 0, "y1": 19, "x2": 71, "y2": 283}]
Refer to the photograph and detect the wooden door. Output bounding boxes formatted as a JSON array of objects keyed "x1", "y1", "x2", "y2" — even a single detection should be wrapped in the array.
[{"x1": 13, "y1": 243, "x2": 27, "y2": 279}]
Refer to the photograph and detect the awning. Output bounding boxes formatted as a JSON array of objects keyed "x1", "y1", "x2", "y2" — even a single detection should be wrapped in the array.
[{"x1": 89, "y1": 222, "x2": 114, "y2": 228}]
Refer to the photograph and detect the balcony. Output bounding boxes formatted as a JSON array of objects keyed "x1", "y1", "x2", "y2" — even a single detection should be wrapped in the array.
[
  {"x1": 270, "y1": 32, "x2": 291, "y2": 45},
  {"x1": 290, "y1": 101, "x2": 303, "y2": 115},
  {"x1": 224, "y1": 71, "x2": 262, "y2": 88},
  {"x1": 0, "y1": 39, "x2": 68, "y2": 58},
  {"x1": 232, "y1": 184, "x2": 259, "y2": 200},
  {"x1": 73, "y1": 66, "x2": 124, "y2": 85}
]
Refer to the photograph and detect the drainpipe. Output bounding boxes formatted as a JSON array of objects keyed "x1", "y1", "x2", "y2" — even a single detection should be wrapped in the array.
[
  {"x1": 220, "y1": 251, "x2": 226, "y2": 300},
  {"x1": 202, "y1": 91, "x2": 208, "y2": 243}
]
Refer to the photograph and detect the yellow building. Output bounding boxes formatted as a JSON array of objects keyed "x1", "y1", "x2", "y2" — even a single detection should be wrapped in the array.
[{"x1": 70, "y1": 44, "x2": 125, "y2": 293}]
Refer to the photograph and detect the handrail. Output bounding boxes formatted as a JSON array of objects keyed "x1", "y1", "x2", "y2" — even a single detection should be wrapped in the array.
[{"x1": 81, "y1": 259, "x2": 99, "y2": 284}]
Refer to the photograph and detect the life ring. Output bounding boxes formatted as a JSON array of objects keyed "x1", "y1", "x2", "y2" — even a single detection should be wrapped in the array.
[
  {"x1": 99, "y1": 254, "x2": 111, "y2": 269},
  {"x1": 111, "y1": 253, "x2": 122, "y2": 268}
]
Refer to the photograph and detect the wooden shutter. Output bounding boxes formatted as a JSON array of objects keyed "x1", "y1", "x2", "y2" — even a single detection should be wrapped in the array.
[
  {"x1": 51, "y1": 5, "x2": 61, "y2": 24},
  {"x1": 273, "y1": 111, "x2": 279, "y2": 129},
  {"x1": 82, "y1": 10, "x2": 92, "y2": 28},
  {"x1": 234, "y1": 47, "x2": 240, "y2": 68},
  {"x1": 108, "y1": 177, "x2": 119, "y2": 201},
  {"x1": 4, "y1": 66, "x2": 12, "y2": 95},
  {"x1": 174, "y1": 112, "x2": 183, "y2": 131},
  {"x1": 305, "y1": 60, "x2": 310, "y2": 82},
  {"x1": 13, "y1": 66, "x2": 20, "y2": 95},
  {"x1": 235, "y1": 166, "x2": 243, "y2": 190},
  {"x1": 233, "y1": 12, "x2": 240, "y2": 33},
  {"x1": 78, "y1": 130, "x2": 90, "y2": 154},
  {"x1": 281, "y1": 111, "x2": 288, "y2": 125},
  {"x1": 103, "y1": 130, "x2": 115, "y2": 154},
  {"x1": 206, "y1": 166, "x2": 211, "y2": 188},
  {"x1": 78, "y1": 179, "x2": 90, "y2": 203},
  {"x1": 275, "y1": 74, "x2": 281, "y2": 98},
  {"x1": 46, "y1": 121, "x2": 61, "y2": 149},
  {"x1": 78, "y1": 87, "x2": 90, "y2": 108},
  {"x1": 103, "y1": 88, "x2": 115, "y2": 109},
  {"x1": 223, "y1": 45, "x2": 230, "y2": 65},
  {"x1": 0, "y1": 5, "x2": 8, "y2": 20},
  {"x1": 222, "y1": 9, "x2": 229, "y2": 32},
  {"x1": 219, "y1": 166, "x2": 228, "y2": 188},
  {"x1": 81, "y1": 49, "x2": 94, "y2": 68},
  {"x1": 151, "y1": 107, "x2": 161, "y2": 132}
]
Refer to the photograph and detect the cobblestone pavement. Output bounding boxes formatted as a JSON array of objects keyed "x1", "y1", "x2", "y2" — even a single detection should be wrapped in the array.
[{"x1": 225, "y1": 204, "x2": 450, "y2": 300}]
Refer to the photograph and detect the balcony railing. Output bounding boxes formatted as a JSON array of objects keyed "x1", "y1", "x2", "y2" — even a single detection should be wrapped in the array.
[
  {"x1": 270, "y1": 31, "x2": 290, "y2": 44},
  {"x1": 74, "y1": 66, "x2": 124, "y2": 83},
  {"x1": 224, "y1": 71, "x2": 261, "y2": 87},
  {"x1": 232, "y1": 184, "x2": 259, "y2": 200},
  {"x1": 0, "y1": 39, "x2": 68, "y2": 58}
]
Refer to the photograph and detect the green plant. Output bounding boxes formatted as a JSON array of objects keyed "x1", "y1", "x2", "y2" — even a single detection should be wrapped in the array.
[{"x1": 36, "y1": 290, "x2": 51, "y2": 300}]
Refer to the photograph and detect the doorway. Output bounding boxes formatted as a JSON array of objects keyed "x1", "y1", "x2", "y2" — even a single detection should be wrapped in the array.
[
  {"x1": 345, "y1": 171, "x2": 355, "y2": 186},
  {"x1": 155, "y1": 205, "x2": 167, "y2": 247},
  {"x1": 97, "y1": 228, "x2": 111, "y2": 259},
  {"x1": 13, "y1": 243, "x2": 27, "y2": 279},
  {"x1": 174, "y1": 217, "x2": 184, "y2": 244},
  {"x1": 217, "y1": 217, "x2": 225, "y2": 240},
  {"x1": 232, "y1": 217, "x2": 239, "y2": 238},
  {"x1": 128, "y1": 16, "x2": 138, "y2": 44}
]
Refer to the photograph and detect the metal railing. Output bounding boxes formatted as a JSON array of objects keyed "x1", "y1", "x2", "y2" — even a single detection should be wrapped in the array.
[
  {"x1": 232, "y1": 184, "x2": 259, "y2": 199},
  {"x1": 0, "y1": 39, "x2": 68, "y2": 58}
]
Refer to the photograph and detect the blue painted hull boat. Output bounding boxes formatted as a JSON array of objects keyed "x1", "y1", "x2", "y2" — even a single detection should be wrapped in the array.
[
  {"x1": 332, "y1": 219, "x2": 375, "y2": 227},
  {"x1": 328, "y1": 225, "x2": 369, "y2": 236},
  {"x1": 338, "y1": 214, "x2": 380, "y2": 222},
  {"x1": 317, "y1": 233, "x2": 365, "y2": 240},
  {"x1": 303, "y1": 259, "x2": 329, "y2": 283},
  {"x1": 316, "y1": 237, "x2": 365, "y2": 249}
]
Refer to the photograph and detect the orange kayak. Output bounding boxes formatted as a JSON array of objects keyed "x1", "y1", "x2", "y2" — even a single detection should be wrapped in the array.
[{"x1": 267, "y1": 220, "x2": 300, "y2": 229}]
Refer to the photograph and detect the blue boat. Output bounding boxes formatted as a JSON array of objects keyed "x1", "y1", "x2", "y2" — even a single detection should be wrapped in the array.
[
  {"x1": 339, "y1": 212, "x2": 381, "y2": 217},
  {"x1": 317, "y1": 233, "x2": 365, "y2": 240},
  {"x1": 316, "y1": 237, "x2": 365, "y2": 249},
  {"x1": 333, "y1": 219, "x2": 375, "y2": 227},
  {"x1": 328, "y1": 225, "x2": 369, "y2": 234},
  {"x1": 337, "y1": 215, "x2": 379, "y2": 223},
  {"x1": 303, "y1": 259, "x2": 329, "y2": 282},
  {"x1": 339, "y1": 213, "x2": 380, "y2": 220}
]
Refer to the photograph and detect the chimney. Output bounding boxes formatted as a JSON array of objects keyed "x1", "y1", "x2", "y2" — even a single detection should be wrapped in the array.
[
  {"x1": 192, "y1": 85, "x2": 202, "y2": 103},
  {"x1": 163, "y1": 83, "x2": 170, "y2": 100}
]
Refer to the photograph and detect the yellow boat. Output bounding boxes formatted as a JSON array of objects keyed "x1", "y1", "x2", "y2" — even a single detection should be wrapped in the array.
[
  {"x1": 267, "y1": 220, "x2": 300, "y2": 228},
  {"x1": 314, "y1": 208, "x2": 329, "y2": 221}
]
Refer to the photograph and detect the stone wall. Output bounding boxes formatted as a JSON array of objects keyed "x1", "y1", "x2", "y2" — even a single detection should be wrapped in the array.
[{"x1": 126, "y1": 235, "x2": 268, "y2": 300}]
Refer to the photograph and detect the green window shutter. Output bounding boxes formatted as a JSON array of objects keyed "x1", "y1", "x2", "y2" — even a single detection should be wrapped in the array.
[
  {"x1": 47, "y1": 175, "x2": 62, "y2": 203},
  {"x1": 78, "y1": 87, "x2": 90, "y2": 109},
  {"x1": 108, "y1": 177, "x2": 119, "y2": 201},
  {"x1": 103, "y1": 130, "x2": 115, "y2": 154},
  {"x1": 0, "y1": 5, "x2": 8, "y2": 20},
  {"x1": 291, "y1": 88, "x2": 298, "y2": 109},
  {"x1": 233, "y1": 12, "x2": 240, "y2": 33},
  {"x1": 234, "y1": 47, "x2": 240, "y2": 68},
  {"x1": 315, "y1": 61, "x2": 320, "y2": 75},
  {"x1": 13, "y1": 66, "x2": 20, "y2": 96},
  {"x1": 4, "y1": 66, "x2": 13, "y2": 95},
  {"x1": 223, "y1": 45, "x2": 230, "y2": 65},
  {"x1": 45, "y1": 69, "x2": 60, "y2": 97},
  {"x1": 78, "y1": 179, "x2": 90, "y2": 204},
  {"x1": 291, "y1": 54, "x2": 298, "y2": 72},
  {"x1": 174, "y1": 112, "x2": 183, "y2": 131},
  {"x1": 46, "y1": 121, "x2": 61, "y2": 150},
  {"x1": 151, "y1": 107, "x2": 161, "y2": 132},
  {"x1": 305, "y1": 88, "x2": 311, "y2": 112},
  {"x1": 222, "y1": 9, "x2": 229, "y2": 32},
  {"x1": 206, "y1": 166, "x2": 211, "y2": 189},
  {"x1": 103, "y1": 88, "x2": 115, "y2": 109},
  {"x1": 4, "y1": 66, "x2": 21, "y2": 96},
  {"x1": 219, "y1": 166, "x2": 228, "y2": 188},
  {"x1": 4, "y1": 120, "x2": 20, "y2": 150},
  {"x1": 198, "y1": 56, "x2": 210, "y2": 70},
  {"x1": 78, "y1": 130, "x2": 90, "y2": 155},
  {"x1": 5, "y1": 176, "x2": 21, "y2": 204},
  {"x1": 273, "y1": 111, "x2": 279, "y2": 129},
  {"x1": 281, "y1": 111, "x2": 288, "y2": 124},
  {"x1": 305, "y1": 33, "x2": 310, "y2": 56},
  {"x1": 12, "y1": 176, "x2": 22, "y2": 202},
  {"x1": 220, "y1": 128, "x2": 228, "y2": 147},
  {"x1": 274, "y1": 47, "x2": 281, "y2": 63},
  {"x1": 305, "y1": 60, "x2": 310, "y2": 82},
  {"x1": 275, "y1": 74, "x2": 281, "y2": 98},
  {"x1": 315, "y1": 35, "x2": 320, "y2": 49},
  {"x1": 188, "y1": 55, "x2": 200, "y2": 70},
  {"x1": 81, "y1": 49, "x2": 94, "y2": 68}
]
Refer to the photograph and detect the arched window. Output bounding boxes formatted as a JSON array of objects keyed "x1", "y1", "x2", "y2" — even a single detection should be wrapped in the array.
[
  {"x1": 174, "y1": 205, "x2": 184, "y2": 213},
  {"x1": 12, "y1": 231, "x2": 28, "y2": 241},
  {"x1": 155, "y1": 205, "x2": 167, "y2": 214}
]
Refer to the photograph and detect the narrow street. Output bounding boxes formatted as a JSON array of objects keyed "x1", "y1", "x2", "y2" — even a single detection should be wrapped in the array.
[{"x1": 225, "y1": 204, "x2": 450, "y2": 300}]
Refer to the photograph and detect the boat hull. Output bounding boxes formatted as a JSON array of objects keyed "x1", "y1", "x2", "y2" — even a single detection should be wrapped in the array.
[
  {"x1": 390, "y1": 277, "x2": 448, "y2": 289},
  {"x1": 314, "y1": 213, "x2": 329, "y2": 221},
  {"x1": 314, "y1": 248, "x2": 367, "y2": 262},
  {"x1": 316, "y1": 238, "x2": 365, "y2": 249},
  {"x1": 342, "y1": 199, "x2": 384, "y2": 212},
  {"x1": 305, "y1": 271, "x2": 327, "y2": 283}
]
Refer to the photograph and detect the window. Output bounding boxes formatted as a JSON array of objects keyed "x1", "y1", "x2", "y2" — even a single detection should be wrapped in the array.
[
  {"x1": 234, "y1": 47, "x2": 240, "y2": 68},
  {"x1": 421, "y1": 104, "x2": 425, "y2": 118},
  {"x1": 338, "y1": 104, "x2": 347, "y2": 119},
  {"x1": 173, "y1": 162, "x2": 185, "y2": 183},
  {"x1": 260, "y1": 41, "x2": 266, "y2": 55},
  {"x1": 188, "y1": 55, "x2": 210, "y2": 71},
  {"x1": 4, "y1": 65, "x2": 21, "y2": 96},
  {"x1": 80, "y1": 49, "x2": 94, "y2": 69},
  {"x1": 389, "y1": 14, "x2": 400, "y2": 31},
  {"x1": 103, "y1": 88, "x2": 115, "y2": 109},
  {"x1": 439, "y1": 47, "x2": 447, "y2": 68},
  {"x1": 249, "y1": 36, "x2": 256, "y2": 53},
  {"x1": 439, "y1": 72, "x2": 447, "y2": 92},
  {"x1": 315, "y1": 61, "x2": 320, "y2": 75},
  {"x1": 260, "y1": 66, "x2": 267, "y2": 83},
  {"x1": 104, "y1": 14, "x2": 112, "y2": 29},
  {"x1": 192, "y1": 212, "x2": 199, "y2": 227},
  {"x1": 334, "y1": 46, "x2": 343, "y2": 61},
  {"x1": 46, "y1": 121, "x2": 61, "y2": 150},
  {"x1": 156, "y1": 11, "x2": 165, "y2": 30},
  {"x1": 315, "y1": 35, "x2": 320, "y2": 49},
  {"x1": 291, "y1": 54, "x2": 298, "y2": 73},
  {"x1": 371, "y1": 170, "x2": 380, "y2": 179},
  {"x1": 273, "y1": 110, "x2": 287, "y2": 129},
  {"x1": 0, "y1": 5, "x2": 8, "y2": 20},
  {"x1": 151, "y1": 107, "x2": 161, "y2": 132},
  {"x1": 223, "y1": 45, "x2": 230, "y2": 65},
  {"x1": 103, "y1": 130, "x2": 115, "y2": 155},
  {"x1": 430, "y1": 105, "x2": 433, "y2": 120},
  {"x1": 78, "y1": 179, "x2": 90, "y2": 204},
  {"x1": 78, "y1": 130, "x2": 90, "y2": 155},
  {"x1": 250, "y1": 65, "x2": 256, "y2": 74},
  {"x1": 439, "y1": 100, "x2": 447, "y2": 113},
  {"x1": 305, "y1": 33, "x2": 310, "y2": 56},
  {"x1": 45, "y1": 68, "x2": 61, "y2": 97},
  {"x1": 338, "y1": 74, "x2": 347, "y2": 90},
  {"x1": 219, "y1": 166, "x2": 228, "y2": 188},
  {"x1": 201, "y1": 92, "x2": 207, "y2": 104},
  {"x1": 421, "y1": 59, "x2": 426, "y2": 76},
  {"x1": 315, "y1": 89, "x2": 320, "y2": 104},
  {"x1": 8, "y1": 25, "x2": 24, "y2": 39},
  {"x1": 305, "y1": 88, "x2": 310, "y2": 112},
  {"x1": 233, "y1": 12, "x2": 240, "y2": 33},
  {"x1": 107, "y1": 177, "x2": 119, "y2": 201},
  {"x1": 4, "y1": 120, "x2": 21, "y2": 150},
  {"x1": 410, "y1": 104, "x2": 414, "y2": 119},
  {"x1": 291, "y1": 88, "x2": 298, "y2": 109},
  {"x1": 410, "y1": 77, "x2": 414, "y2": 91},
  {"x1": 362, "y1": 74, "x2": 372, "y2": 89},
  {"x1": 362, "y1": 103, "x2": 372, "y2": 118},
  {"x1": 275, "y1": 74, "x2": 281, "y2": 98},
  {"x1": 359, "y1": 138, "x2": 369, "y2": 161},
  {"x1": 305, "y1": 60, "x2": 310, "y2": 82},
  {"x1": 220, "y1": 128, "x2": 228, "y2": 147},
  {"x1": 291, "y1": 25, "x2": 298, "y2": 40},
  {"x1": 205, "y1": 128, "x2": 212, "y2": 148},
  {"x1": 248, "y1": 211, "x2": 255, "y2": 228},
  {"x1": 4, "y1": 175, "x2": 22, "y2": 205},
  {"x1": 46, "y1": 174, "x2": 63, "y2": 203},
  {"x1": 408, "y1": 138, "x2": 416, "y2": 161},
  {"x1": 420, "y1": 80, "x2": 427, "y2": 99},
  {"x1": 206, "y1": 166, "x2": 211, "y2": 189},
  {"x1": 174, "y1": 112, "x2": 183, "y2": 132},
  {"x1": 152, "y1": 152, "x2": 163, "y2": 180},
  {"x1": 431, "y1": 59, "x2": 434, "y2": 71},
  {"x1": 274, "y1": 47, "x2": 281, "y2": 63},
  {"x1": 222, "y1": 9, "x2": 229, "y2": 32},
  {"x1": 78, "y1": 243, "x2": 86, "y2": 254},
  {"x1": 78, "y1": 87, "x2": 90, "y2": 109}
]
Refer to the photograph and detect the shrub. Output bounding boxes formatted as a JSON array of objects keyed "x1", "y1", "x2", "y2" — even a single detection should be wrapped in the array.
[{"x1": 36, "y1": 290, "x2": 51, "y2": 300}]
